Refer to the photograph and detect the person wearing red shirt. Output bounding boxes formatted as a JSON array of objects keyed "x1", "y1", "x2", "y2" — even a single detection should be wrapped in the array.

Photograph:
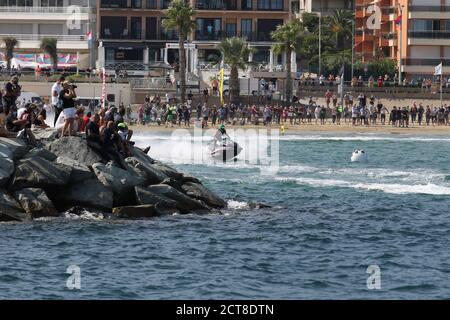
[{"x1": 80, "y1": 111, "x2": 91, "y2": 132}]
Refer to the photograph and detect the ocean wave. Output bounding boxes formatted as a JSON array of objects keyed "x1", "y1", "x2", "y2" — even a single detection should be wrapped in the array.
[
  {"x1": 227, "y1": 200, "x2": 250, "y2": 210},
  {"x1": 275, "y1": 177, "x2": 450, "y2": 195},
  {"x1": 133, "y1": 132, "x2": 450, "y2": 143},
  {"x1": 63, "y1": 211, "x2": 104, "y2": 221}
]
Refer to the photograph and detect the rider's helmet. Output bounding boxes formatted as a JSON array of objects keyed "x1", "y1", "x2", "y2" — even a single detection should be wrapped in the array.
[{"x1": 219, "y1": 124, "x2": 225, "y2": 130}]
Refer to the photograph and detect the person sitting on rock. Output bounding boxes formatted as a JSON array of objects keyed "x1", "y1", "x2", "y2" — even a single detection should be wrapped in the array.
[
  {"x1": 5, "y1": 106, "x2": 37, "y2": 145},
  {"x1": 101, "y1": 120, "x2": 126, "y2": 169},
  {"x1": 32, "y1": 108, "x2": 49, "y2": 129},
  {"x1": 114, "y1": 106, "x2": 133, "y2": 142}
]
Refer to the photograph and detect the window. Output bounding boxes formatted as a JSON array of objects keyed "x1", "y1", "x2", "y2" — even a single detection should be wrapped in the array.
[
  {"x1": 226, "y1": 23, "x2": 237, "y2": 37},
  {"x1": 40, "y1": 0, "x2": 63, "y2": 6},
  {"x1": 241, "y1": 0, "x2": 251, "y2": 10},
  {"x1": 131, "y1": 0, "x2": 141, "y2": 8},
  {"x1": 146, "y1": 17, "x2": 157, "y2": 39},
  {"x1": 196, "y1": 18, "x2": 221, "y2": 40},
  {"x1": 161, "y1": 0, "x2": 170, "y2": 8},
  {"x1": 241, "y1": 19, "x2": 252, "y2": 38},
  {"x1": 146, "y1": 0, "x2": 156, "y2": 8},
  {"x1": 100, "y1": 0, "x2": 127, "y2": 8},
  {"x1": 131, "y1": 17, "x2": 142, "y2": 39},
  {"x1": 411, "y1": 20, "x2": 438, "y2": 31},
  {"x1": 257, "y1": 19, "x2": 283, "y2": 41},
  {"x1": 257, "y1": 0, "x2": 283, "y2": 10},
  {"x1": 1, "y1": 0, "x2": 33, "y2": 5}
]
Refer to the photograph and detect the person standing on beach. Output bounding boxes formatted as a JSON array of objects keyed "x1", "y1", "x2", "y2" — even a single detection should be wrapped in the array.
[
  {"x1": 380, "y1": 104, "x2": 388, "y2": 125},
  {"x1": 51, "y1": 76, "x2": 64, "y2": 126},
  {"x1": 418, "y1": 103, "x2": 424, "y2": 125},
  {"x1": 425, "y1": 106, "x2": 431, "y2": 126},
  {"x1": 325, "y1": 90, "x2": 332, "y2": 108}
]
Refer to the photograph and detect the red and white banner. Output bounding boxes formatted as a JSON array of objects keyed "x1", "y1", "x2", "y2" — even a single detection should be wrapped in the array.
[{"x1": 101, "y1": 67, "x2": 106, "y2": 110}]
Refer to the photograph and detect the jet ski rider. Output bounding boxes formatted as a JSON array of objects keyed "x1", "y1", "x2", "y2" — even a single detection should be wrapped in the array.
[{"x1": 213, "y1": 124, "x2": 231, "y2": 147}]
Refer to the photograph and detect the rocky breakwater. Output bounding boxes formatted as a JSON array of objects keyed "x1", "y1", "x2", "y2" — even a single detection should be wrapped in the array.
[{"x1": 0, "y1": 128, "x2": 226, "y2": 221}]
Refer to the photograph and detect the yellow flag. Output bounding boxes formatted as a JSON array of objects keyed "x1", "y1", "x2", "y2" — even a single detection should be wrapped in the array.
[{"x1": 218, "y1": 68, "x2": 224, "y2": 106}]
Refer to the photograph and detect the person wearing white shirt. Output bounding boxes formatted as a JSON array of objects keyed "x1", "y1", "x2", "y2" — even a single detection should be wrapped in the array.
[{"x1": 51, "y1": 76, "x2": 65, "y2": 126}]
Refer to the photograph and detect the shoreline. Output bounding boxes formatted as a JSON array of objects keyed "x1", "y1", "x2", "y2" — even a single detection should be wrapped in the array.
[{"x1": 130, "y1": 123, "x2": 450, "y2": 135}]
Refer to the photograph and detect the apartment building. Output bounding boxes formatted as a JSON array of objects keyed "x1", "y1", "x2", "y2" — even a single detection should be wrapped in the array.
[
  {"x1": 298, "y1": 0, "x2": 354, "y2": 15},
  {"x1": 355, "y1": 0, "x2": 395, "y2": 62},
  {"x1": 0, "y1": 0, "x2": 95, "y2": 70},
  {"x1": 355, "y1": 0, "x2": 450, "y2": 79},
  {"x1": 397, "y1": 0, "x2": 450, "y2": 79},
  {"x1": 97, "y1": 0, "x2": 294, "y2": 77}
]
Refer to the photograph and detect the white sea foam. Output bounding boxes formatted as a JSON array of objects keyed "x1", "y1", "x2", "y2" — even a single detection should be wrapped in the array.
[
  {"x1": 227, "y1": 200, "x2": 250, "y2": 210},
  {"x1": 275, "y1": 177, "x2": 450, "y2": 195},
  {"x1": 63, "y1": 211, "x2": 104, "y2": 220}
]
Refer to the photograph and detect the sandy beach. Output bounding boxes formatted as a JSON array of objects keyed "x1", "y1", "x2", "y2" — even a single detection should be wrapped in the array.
[{"x1": 130, "y1": 122, "x2": 450, "y2": 135}]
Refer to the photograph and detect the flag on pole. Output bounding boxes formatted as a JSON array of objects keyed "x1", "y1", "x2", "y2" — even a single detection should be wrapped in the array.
[
  {"x1": 394, "y1": 16, "x2": 402, "y2": 26},
  {"x1": 101, "y1": 67, "x2": 106, "y2": 110},
  {"x1": 86, "y1": 31, "x2": 92, "y2": 41},
  {"x1": 435, "y1": 62, "x2": 442, "y2": 76},
  {"x1": 218, "y1": 68, "x2": 224, "y2": 106}
]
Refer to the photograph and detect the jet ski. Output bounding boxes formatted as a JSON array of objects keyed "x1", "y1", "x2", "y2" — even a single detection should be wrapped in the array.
[
  {"x1": 351, "y1": 149, "x2": 368, "y2": 162},
  {"x1": 209, "y1": 139, "x2": 243, "y2": 161}
]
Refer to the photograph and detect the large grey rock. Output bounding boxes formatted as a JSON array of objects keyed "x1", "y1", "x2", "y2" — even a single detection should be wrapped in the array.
[
  {"x1": 0, "y1": 137, "x2": 28, "y2": 160},
  {"x1": 56, "y1": 156, "x2": 94, "y2": 183},
  {"x1": 0, "y1": 189, "x2": 28, "y2": 222},
  {"x1": 32, "y1": 128, "x2": 59, "y2": 144},
  {"x1": 24, "y1": 147, "x2": 57, "y2": 162},
  {"x1": 0, "y1": 157, "x2": 14, "y2": 187},
  {"x1": 92, "y1": 162, "x2": 145, "y2": 206},
  {"x1": 136, "y1": 184, "x2": 210, "y2": 214},
  {"x1": 181, "y1": 181, "x2": 226, "y2": 208},
  {"x1": 135, "y1": 186, "x2": 179, "y2": 212},
  {"x1": 14, "y1": 188, "x2": 58, "y2": 218},
  {"x1": 53, "y1": 179, "x2": 113, "y2": 211},
  {"x1": 112, "y1": 205, "x2": 161, "y2": 219},
  {"x1": 46, "y1": 136, "x2": 103, "y2": 167},
  {"x1": 125, "y1": 157, "x2": 168, "y2": 185},
  {"x1": 152, "y1": 161, "x2": 183, "y2": 180},
  {"x1": 131, "y1": 147, "x2": 155, "y2": 165},
  {"x1": 9, "y1": 156, "x2": 71, "y2": 191}
]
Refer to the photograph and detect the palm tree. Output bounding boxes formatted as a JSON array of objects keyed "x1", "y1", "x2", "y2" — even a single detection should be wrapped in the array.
[
  {"x1": 2, "y1": 37, "x2": 18, "y2": 71},
  {"x1": 329, "y1": 9, "x2": 353, "y2": 49},
  {"x1": 40, "y1": 37, "x2": 58, "y2": 72},
  {"x1": 162, "y1": 0, "x2": 196, "y2": 104},
  {"x1": 217, "y1": 37, "x2": 252, "y2": 105},
  {"x1": 271, "y1": 20, "x2": 304, "y2": 103}
]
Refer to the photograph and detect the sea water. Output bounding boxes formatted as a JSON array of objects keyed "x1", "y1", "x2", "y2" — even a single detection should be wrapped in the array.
[{"x1": 1, "y1": 131, "x2": 450, "y2": 299}]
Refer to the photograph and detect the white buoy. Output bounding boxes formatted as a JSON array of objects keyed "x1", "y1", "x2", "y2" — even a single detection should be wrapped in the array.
[{"x1": 351, "y1": 149, "x2": 368, "y2": 162}]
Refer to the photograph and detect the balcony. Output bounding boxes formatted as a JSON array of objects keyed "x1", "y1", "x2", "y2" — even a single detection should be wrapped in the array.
[
  {"x1": 409, "y1": 6, "x2": 450, "y2": 12},
  {"x1": 401, "y1": 58, "x2": 450, "y2": 74},
  {"x1": 0, "y1": 34, "x2": 88, "y2": 41},
  {"x1": 402, "y1": 58, "x2": 450, "y2": 66},
  {"x1": 408, "y1": 31, "x2": 450, "y2": 39},
  {"x1": 101, "y1": 29, "x2": 142, "y2": 40},
  {"x1": 0, "y1": 6, "x2": 92, "y2": 20},
  {"x1": 0, "y1": 6, "x2": 92, "y2": 13},
  {"x1": 195, "y1": 0, "x2": 237, "y2": 10},
  {"x1": 195, "y1": 30, "x2": 223, "y2": 41},
  {"x1": 409, "y1": 6, "x2": 450, "y2": 19},
  {"x1": 408, "y1": 30, "x2": 450, "y2": 46},
  {"x1": 0, "y1": 34, "x2": 89, "y2": 50}
]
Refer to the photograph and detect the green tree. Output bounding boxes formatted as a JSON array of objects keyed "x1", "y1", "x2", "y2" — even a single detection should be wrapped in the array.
[
  {"x1": 40, "y1": 37, "x2": 58, "y2": 72},
  {"x1": 271, "y1": 20, "x2": 304, "y2": 103},
  {"x1": 2, "y1": 37, "x2": 18, "y2": 71},
  {"x1": 329, "y1": 9, "x2": 353, "y2": 49},
  {"x1": 217, "y1": 37, "x2": 252, "y2": 104},
  {"x1": 162, "y1": 0, "x2": 196, "y2": 104}
]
